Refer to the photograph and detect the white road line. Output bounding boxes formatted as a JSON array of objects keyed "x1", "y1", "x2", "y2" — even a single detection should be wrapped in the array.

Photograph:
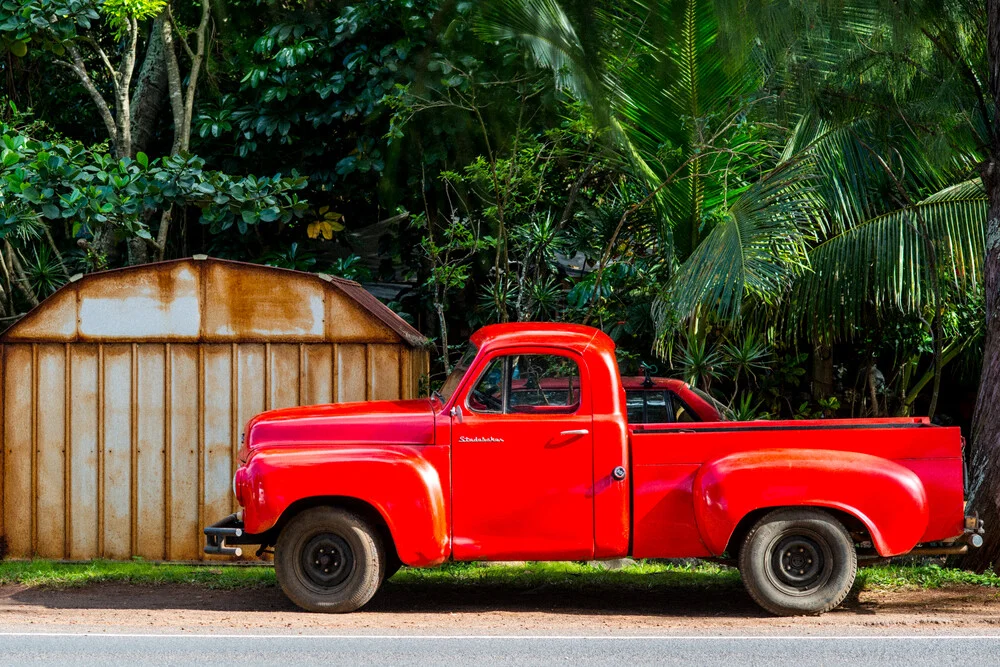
[{"x1": 0, "y1": 633, "x2": 998, "y2": 640}]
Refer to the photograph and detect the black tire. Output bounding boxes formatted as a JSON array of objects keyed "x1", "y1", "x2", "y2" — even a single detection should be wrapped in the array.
[
  {"x1": 275, "y1": 506, "x2": 384, "y2": 613},
  {"x1": 738, "y1": 508, "x2": 857, "y2": 616}
]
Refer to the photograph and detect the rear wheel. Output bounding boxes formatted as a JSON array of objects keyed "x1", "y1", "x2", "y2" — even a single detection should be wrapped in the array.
[
  {"x1": 275, "y1": 507, "x2": 384, "y2": 613},
  {"x1": 738, "y1": 508, "x2": 857, "y2": 616}
]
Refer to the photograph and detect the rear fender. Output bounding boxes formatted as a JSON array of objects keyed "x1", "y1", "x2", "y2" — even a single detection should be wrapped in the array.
[
  {"x1": 693, "y1": 449, "x2": 929, "y2": 557},
  {"x1": 242, "y1": 447, "x2": 449, "y2": 566}
]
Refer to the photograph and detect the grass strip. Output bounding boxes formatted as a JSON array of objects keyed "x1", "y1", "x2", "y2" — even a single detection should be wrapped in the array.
[{"x1": 0, "y1": 559, "x2": 997, "y2": 591}]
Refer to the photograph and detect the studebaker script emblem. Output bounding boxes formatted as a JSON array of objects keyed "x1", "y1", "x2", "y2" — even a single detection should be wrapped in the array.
[{"x1": 458, "y1": 436, "x2": 505, "y2": 443}]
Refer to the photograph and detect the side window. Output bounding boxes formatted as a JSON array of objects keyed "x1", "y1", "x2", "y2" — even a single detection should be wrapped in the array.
[
  {"x1": 626, "y1": 390, "x2": 644, "y2": 422},
  {"x1": 468, "y1": 357, "x2": 505, "y2": 413},
  {"x1": 467, "y1": 354, "x2": 581, "y2": 414},
  {"x1": 670, "y1": 392, "x2": 698, "y2": 423},
  {"x1": 645, "y1": 391, "x2": 671, "y2": 423},
  {"x1": 625, "y1": 389, "x2": 702, "y2": 424}
]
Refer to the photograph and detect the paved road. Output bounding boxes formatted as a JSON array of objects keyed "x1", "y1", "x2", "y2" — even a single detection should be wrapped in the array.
[{"x1": 0, "y1": 632, "x2": 996, "y2": 666}]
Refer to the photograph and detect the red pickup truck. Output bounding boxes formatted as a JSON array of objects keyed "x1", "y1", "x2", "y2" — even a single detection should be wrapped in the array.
[{"x1": 205, "y1": 323, "x2": 983, "y2": 616}]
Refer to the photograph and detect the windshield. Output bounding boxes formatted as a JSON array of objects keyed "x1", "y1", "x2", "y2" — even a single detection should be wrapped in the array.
[
  {"x1": 437, "y1": 343, "x2": 478, "y2": 402},
  {"x1": 689, "y1": 386, "x2": 736, "y2": 421}
]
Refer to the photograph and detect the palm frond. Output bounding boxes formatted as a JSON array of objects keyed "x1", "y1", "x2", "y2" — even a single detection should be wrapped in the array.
[
  {"x1": 783, "y1": 114, "x2": 957, "y2": 234},
  {"x1": 653, "y1": 158, "x2": 822, "y2": 328},
  {"x1": 788, "y1": 178, "x2": 987, "y2": 339},
  {"x1": 479, "y1": 0, "x2": 768, "y2": 259},
  {"x1": 475, "y1": 0, "x2": 605, "y2": 115}
]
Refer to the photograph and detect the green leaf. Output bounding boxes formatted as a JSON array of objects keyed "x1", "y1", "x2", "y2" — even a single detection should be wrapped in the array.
[
  {"x1": 787, "y1": 179, "x2": 987, "y2": 339},
  {"x1": 655, "y1": 158, "x2": 821, "y2": 326}
]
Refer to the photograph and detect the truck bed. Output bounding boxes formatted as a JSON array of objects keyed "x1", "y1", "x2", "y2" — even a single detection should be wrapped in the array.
[{"x1": 627, "y1": 417, "x2": 965, "y2": 558}]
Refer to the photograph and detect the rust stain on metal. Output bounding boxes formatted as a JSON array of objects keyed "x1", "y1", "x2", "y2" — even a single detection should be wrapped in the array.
[
  {"x1": 102, "y1": 345, "x2": 133, "y2": 560},
  {"x1": 169, "y1": 345, "x2": 199, "y2": 561},
  {"x1": 197, "y1": 345, "x2": 205, "y2": 561},
  {"x1": 97, "y1": 344, "x2": 104, "y2": 558},
  {"x1": 338, "y1": 344, "x2": 366, "y2": 403},
  {"x1": 230, "y1": 343, "x2": 238, "y2": 515},
  {"x1": 79, "y1": 263, "x2": 201, "y2": 342},
  {"x1": 64, "y1": 343, "x2": 71, "y2": 559},
  {"x1": 332, "y1": 343, "x2": 339, "y2": 402},
  {"x1": 37, "y1": 344, "x2": 67, "y2": 558},
  {"x1": 136, "y1": 344, "x2": 166, "y2": 560},
  {"x1": 31, "y1": 343, "x2": 38, "y2": 556},
  {"x1": 203, "y1": 262, "x2": 325, "y2": 342},
  {"x1": 68, "y1": 345, "x2": 98, "y2": 559},
  {"x1": 269, "y1": 345, "x2": 300, "y2": 410},
  {"x1": 0, "y1": 258, "x2": 429, "y2": 561},
  {"x1": 130, "y1": 343, "x2": 139, "y2": 557},
  {"x1": 4, "y1": 345, "x2": 31, "y2": 556},
  {"x1": 164, "y1": 343, "x2": 172, "y2": 561},
  {"x1": 299, "y1": 345, "x2": 306, "y2": 407},
  {"x1": 303, "y1": 345, "x2": 333, "y2": 406},
  {"x1": 264, "y1": 343, "x2": 271, "y2": 411}
]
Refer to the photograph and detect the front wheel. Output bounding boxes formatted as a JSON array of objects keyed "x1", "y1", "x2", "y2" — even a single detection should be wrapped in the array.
[
  {"x1": 275, "y1": 507, "x2": 385, "y2": 613},
  {"x1": 738, "y1": 508, "x2": 857, "y2": 616}
]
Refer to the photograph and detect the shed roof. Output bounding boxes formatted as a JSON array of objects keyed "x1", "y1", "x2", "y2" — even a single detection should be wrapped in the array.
[{"x1": 1, "y1": 256, "x2": 428, "y2": 346}]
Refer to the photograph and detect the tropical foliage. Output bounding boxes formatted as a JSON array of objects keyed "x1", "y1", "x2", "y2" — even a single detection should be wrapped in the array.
[{"x1": 0, "y1": 0, "x2": 991, "y2": 434}]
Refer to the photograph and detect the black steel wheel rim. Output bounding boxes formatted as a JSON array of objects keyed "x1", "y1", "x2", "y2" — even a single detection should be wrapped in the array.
[
  {"x1": 766, "y1": 531, "x2": 833, "y2": 595},
  {"x1": 301, "y1": 533, "x2": 355, "y2": 589}
]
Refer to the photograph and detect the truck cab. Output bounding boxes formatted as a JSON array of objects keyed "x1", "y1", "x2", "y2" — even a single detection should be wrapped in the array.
[{"x1": 206, "y1": 323, "x2": 982, "y2": 616}]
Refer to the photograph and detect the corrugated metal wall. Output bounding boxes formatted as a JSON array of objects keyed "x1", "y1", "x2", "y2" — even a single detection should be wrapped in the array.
[{"x1": 0, "y1": 258, "x2": 429, "y2": 561}]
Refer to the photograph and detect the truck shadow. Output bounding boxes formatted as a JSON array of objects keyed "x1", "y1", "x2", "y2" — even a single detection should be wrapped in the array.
[
  {"x1": 3, "y1": 574, "x2": 774, "y2": 618},
  {"x1": 369, "y1": 578, "x2": 768, "y2": 617},
  {"x1": 2, "y1": 566, "x2": 889, "y2": 618}
]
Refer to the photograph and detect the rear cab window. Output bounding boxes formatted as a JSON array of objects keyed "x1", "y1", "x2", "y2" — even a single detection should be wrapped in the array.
[{"x1": 625, "y1": 388, "x2": 701, "y2": 424}]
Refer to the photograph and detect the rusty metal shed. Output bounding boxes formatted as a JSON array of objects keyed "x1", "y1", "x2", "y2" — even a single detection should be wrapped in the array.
[{"x1": 0, "y1": 256, "x2": 429, "y2": 561}]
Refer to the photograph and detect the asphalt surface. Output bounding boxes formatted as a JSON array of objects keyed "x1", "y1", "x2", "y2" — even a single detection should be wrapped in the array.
[{"x1": 0, "y1": 632, "x2": 997, "y2": 666}]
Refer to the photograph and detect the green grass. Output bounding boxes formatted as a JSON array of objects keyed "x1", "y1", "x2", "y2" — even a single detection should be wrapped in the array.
[
  {"x1": 858, "y1": 563, "x2": 1000, "y2": 590},
  {"x1": 0, "y1": 559, "x2": 277, "y2": 589},
  {"x1": 0, "y1": 558, "x2": 998, "y2": 592},
  {"x1": 395, "y1": 560, "x2": 742, "y2": 591}
]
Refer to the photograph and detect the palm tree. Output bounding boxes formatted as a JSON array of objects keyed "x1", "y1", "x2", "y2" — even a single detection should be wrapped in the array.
[
  {"x1": 716, "y1": 0, "x2": 1000, "y2": 569},
  {"x1": 478, "y1": 0, "x2": 823, "y2": 324},
  {"x1": 484, "y1": 0, "x2": 1000, "y2": 569}
]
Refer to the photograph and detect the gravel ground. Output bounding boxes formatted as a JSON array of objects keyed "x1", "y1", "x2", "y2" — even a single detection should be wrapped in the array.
[{"x1": 2, "y1": 580, "x2": 1000, "y2": 635}]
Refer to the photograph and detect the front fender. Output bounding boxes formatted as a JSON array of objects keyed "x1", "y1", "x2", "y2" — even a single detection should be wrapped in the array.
[
  {"x1": 693, "y1": 449, "x2": 929, "y2": 557},
  {"x1": 242, "y1": 446, "x2": 449, "y2": 566}
]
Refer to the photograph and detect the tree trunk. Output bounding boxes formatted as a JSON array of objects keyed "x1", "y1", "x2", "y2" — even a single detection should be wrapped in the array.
[
  {"x1": 130, "y1": 17, "x2": 169, "y2": 156},
  {"x1": 811, "y1": 340, "x2": 834, "y2": 401},
  {"x1": 866, "y1": 359, "x2": 880, "y2": 417},
  {"x1": 435, "y1": 297, "x2": 450, "y2": 375},
  {"x1": 963, "y1": 0, "x2": 1000, "y2": 572},
  {"x1": 160, "y1": 16, "x2": 186, "y2": 154},
  {"x1": 126, "y1": 237, "x2": 149, "y2": 266},
  {"x1": 5, "y1": 242, "x2": 38, "y2": 307},
  {"x1": 964, "y1": 157, "x2": 1000, "y2": 571}
]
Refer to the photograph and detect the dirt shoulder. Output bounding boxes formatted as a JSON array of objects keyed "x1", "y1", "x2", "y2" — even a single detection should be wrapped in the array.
[{"x1": 2, "y1": 580, "x2": 1000, "y2": 635}]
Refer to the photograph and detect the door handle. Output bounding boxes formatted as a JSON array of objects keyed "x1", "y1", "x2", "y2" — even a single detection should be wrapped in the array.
[{"x1": 560, "y1": 429, "x2": 589, "y2": 436}]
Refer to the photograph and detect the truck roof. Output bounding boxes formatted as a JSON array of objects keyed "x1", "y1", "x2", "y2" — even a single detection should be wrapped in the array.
[
  {"x1": 470, "y1": 322, "x2": 615, "y2": 355},
  {"x1": 620, "y1": 376, "x2": 690, "y2": 392}
]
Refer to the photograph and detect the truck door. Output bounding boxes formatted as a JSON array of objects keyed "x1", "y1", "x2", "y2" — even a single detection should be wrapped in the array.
[{"x1": 451, "y1": 350, "x2": 595, "y2": 560}]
